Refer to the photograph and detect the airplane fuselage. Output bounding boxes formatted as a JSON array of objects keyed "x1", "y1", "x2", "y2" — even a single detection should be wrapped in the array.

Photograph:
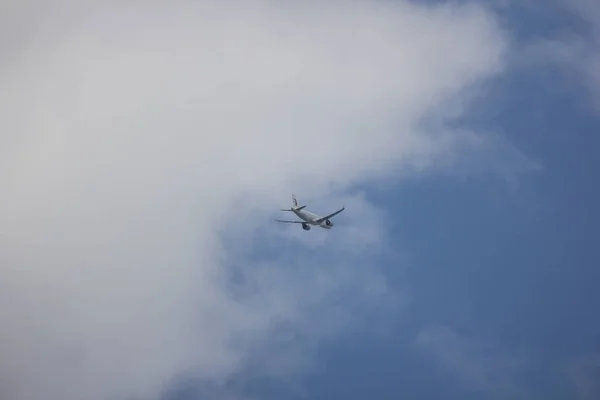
[{"x1": 293, "y1": 208, "x2": 334, "y2": 229}]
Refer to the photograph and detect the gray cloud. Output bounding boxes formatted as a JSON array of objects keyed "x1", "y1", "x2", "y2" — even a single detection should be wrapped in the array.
[
  {"x1": 416, "y1": 326, "x2": 527, "y2": 399},
  {"x1": 511, "y1": 0, "x2": 600, "y2": 109},
  {"x1": 568, "y1": 0, "x2": 600, "y2": 106},
  {"x1": 0, "y1": 1, "x2": 524, "y2": 399},
  {"x1": 565, "y1": 355, "x2": 600, "y2": 400}
]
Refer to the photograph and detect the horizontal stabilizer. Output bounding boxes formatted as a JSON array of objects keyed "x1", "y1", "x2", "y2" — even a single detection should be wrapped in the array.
[{"x1": 280, "y1": 205, "x2": 306, "y2": 211}]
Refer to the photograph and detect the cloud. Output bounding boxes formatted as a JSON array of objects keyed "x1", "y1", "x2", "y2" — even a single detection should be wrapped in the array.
[
  {"x1": 568, "y1": 0, "x2": 600, "y2": 104},
  {"x1": 416, "y1": 326, "x2": 527, "y2": 398},
  {"x1": 565, "y1": 355, "x2": 600, "y2": 400},
  {"x1": 0, "y1": 1, "x2": 524, "y2": 399},
  {"x1": 510, "y1": 0, "x2": 600, "y2": 108}
]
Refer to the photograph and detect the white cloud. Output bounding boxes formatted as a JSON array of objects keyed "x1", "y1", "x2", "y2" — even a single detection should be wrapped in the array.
[{"x1": 0, "y1": 1, "x2": 522, "y2": 399}]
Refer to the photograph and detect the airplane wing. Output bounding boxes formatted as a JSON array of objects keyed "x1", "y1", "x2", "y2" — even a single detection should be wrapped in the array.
[
  {"x1": 274, "y1": 219, "x2": 304, "y2": 223},
  {"x1": 315, "y1": 206, "x2": 345, "y2": 223}
]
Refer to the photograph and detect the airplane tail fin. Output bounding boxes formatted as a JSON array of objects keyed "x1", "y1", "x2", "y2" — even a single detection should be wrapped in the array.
[{"x1": 281, "y1": 194, "x2": 305, "y2": 211}]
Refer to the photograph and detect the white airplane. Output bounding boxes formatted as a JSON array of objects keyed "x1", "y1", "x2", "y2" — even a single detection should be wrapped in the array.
[{"x1": 275, "y1": 194, "x2": 345, "y2": 231}]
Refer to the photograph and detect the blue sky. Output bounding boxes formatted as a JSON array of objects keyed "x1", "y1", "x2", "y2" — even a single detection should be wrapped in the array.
[
  {"x1": 2, "y1": 1, "x2": 599, "y2": 400},
  {"x1": 329, "y1": 4, "x2": 597, "y2": 400},
  {"x1": 165, "y1": 2, "x2": 600, "y2": 399}
]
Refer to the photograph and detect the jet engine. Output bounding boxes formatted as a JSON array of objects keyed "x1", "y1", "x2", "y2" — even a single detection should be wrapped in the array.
[
  {"x1": 302, "y1": 223, "x2": 311, "y2": 231},
  {"x1": 325, "y1": 219, "x2": 333, "y2": 227}
]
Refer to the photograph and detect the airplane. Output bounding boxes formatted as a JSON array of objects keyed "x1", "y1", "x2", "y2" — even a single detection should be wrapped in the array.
[{"x1": 274, "y1": 194, "x2": 345, "y2": 231}]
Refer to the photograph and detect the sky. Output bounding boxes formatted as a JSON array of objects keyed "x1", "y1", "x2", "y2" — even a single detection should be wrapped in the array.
[{"x1": 0, "y1": 1, "x2": 598, "y2": 400}]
